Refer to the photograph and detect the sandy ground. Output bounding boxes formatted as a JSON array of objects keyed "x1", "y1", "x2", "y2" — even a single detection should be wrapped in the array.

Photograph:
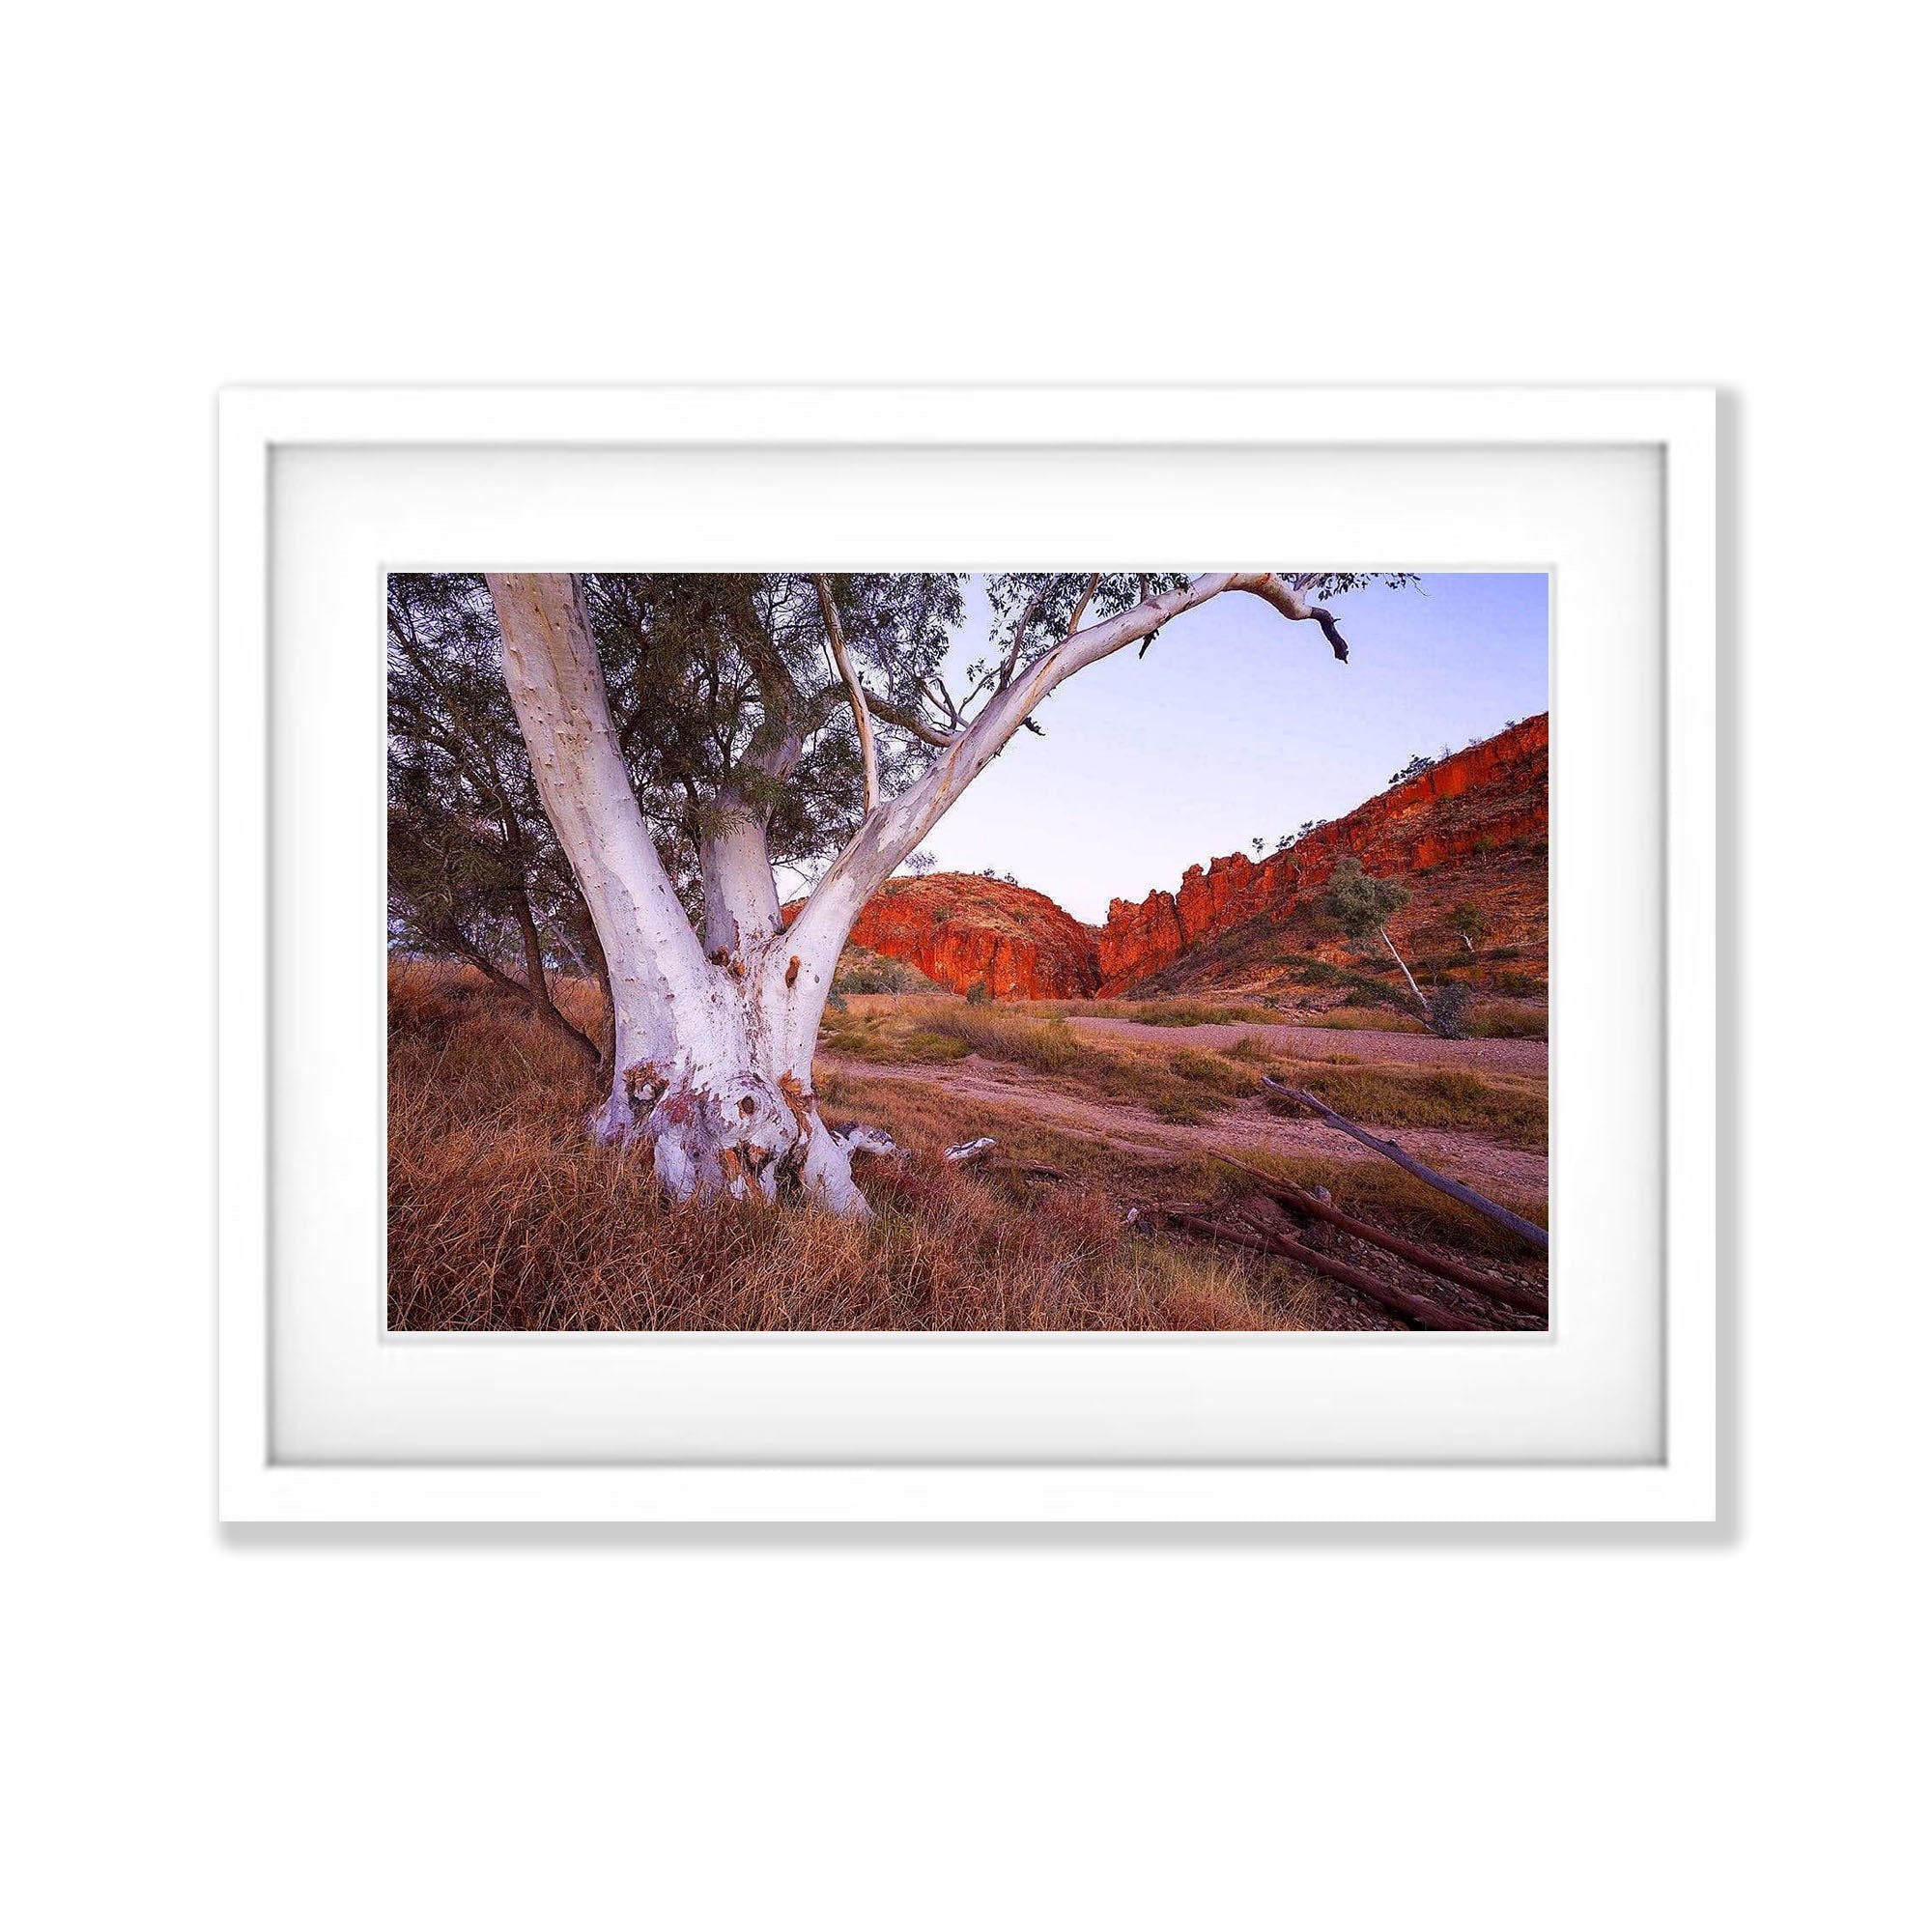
[
  {"x1": 820, "y1": 1050, "x2": 1548, "y2": 1200},
  {"x1": 1065, "y1": 1015, "x2": 1548, "y2": 1075}
]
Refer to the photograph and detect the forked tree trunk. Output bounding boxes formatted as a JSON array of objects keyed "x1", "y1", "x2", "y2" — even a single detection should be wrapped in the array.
[
  {"x1": 487, "y1": 568, "x2": 1346, "y2": 1218},
  {"x1": 487, "y1": 573, "x2": 867, "y2": 1216}
]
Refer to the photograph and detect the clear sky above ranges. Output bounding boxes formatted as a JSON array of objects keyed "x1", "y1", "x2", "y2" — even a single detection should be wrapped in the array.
[{"x1": 895, "y1": 572, "x2": 1549, "y2": 925}]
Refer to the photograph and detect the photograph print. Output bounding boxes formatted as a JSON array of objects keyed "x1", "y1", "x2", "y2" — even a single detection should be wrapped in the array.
[{"x1": 388, "y1": 569, "x2": 1549, "y2": 1331}]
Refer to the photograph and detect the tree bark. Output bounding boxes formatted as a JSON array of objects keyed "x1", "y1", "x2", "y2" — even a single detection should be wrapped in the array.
[{"x1": 698, "y1": 803, "x2": 783, "y2": 963}]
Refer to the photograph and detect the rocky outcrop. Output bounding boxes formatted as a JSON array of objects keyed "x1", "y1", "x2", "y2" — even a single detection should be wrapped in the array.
[
  {"x1": 794, "y1": 714, "x2": 1548, "y2": 1002},
  {"x1": 785, "y1": 874, "x2": 1103, "y2": 1000},
  {"x1": 1094, "y1": 714, "x2": 1548, "y2": 993}
]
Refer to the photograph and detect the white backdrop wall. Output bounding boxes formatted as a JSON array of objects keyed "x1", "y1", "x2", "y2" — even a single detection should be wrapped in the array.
[{"x1": 4, "y1": 5, "x2": 1923, "y2": 1927}]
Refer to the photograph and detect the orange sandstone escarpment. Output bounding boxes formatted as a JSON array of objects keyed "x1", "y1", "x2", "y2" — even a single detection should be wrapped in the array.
[
  {"x1": 786, "y1": 873, "x2": 1103, "y2": 1000},
  {"x1": 1094, "y1": 714, "x2": 1548, "y2": 993},
  {"x1": 795, "y1": 714, "x2": 1548, "y2": 1001}
]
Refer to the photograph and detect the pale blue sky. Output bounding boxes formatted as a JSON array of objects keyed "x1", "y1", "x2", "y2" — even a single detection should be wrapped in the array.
[{"x1": 912, "y1": 573, "x2": 1548, "y2": 924}]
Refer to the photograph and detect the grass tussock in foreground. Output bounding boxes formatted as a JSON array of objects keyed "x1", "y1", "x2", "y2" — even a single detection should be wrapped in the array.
[{"x1": 388, "y1": 962, "x2": 1320, "y2": 1331}]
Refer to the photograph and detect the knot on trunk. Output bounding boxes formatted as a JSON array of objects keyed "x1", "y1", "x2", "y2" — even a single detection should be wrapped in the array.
[
  {"x1": 624, "y1": 1060, "x2": 669, "y2": 1108},
  {"x1": 602, "y1": 1060, "x2": 816, "y2": 1206}
]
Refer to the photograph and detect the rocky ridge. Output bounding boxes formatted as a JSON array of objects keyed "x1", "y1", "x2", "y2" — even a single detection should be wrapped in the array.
[{"x1": 794, "y1": 714, "x2": 1549, "y2": 1002}]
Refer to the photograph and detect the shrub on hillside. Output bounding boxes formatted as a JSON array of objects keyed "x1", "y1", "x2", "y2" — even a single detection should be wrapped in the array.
[{"x1": 1425, "y1": 980, "x2": 1473, "y2": 1040}]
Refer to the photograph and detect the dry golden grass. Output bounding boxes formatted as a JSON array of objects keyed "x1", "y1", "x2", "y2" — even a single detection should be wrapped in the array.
[
  {"x1": 1211, "y1": 1147, "x2": 1548, "y2": 1262},
  {"x1": 1465, "y1": 1001, "x2": 1548, "y2": 1039},
  {"x1": 1013, "y1": 995, "x2": 1284, "y2": 1027},
  {"x1": 387, "y1": 961, "x2": 1323, "y2": 1331},
  {"x1": 828, "y1": 996, "x2": 1546, "y2": 1148},
  {"x1": 1300, "y1": 1006, "x2": 1431, "y2": 1034},
  {"x1": 916, "y1": 1004, "x2": 1246, "y2": 1122},
  {"x1": 1261, "y1": 1052, "x2": 1548, "y2": 1151}
]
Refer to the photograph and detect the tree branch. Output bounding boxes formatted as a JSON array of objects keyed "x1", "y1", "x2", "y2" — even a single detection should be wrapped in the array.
[
  {"x1": 920, "y1": 676, "x2": 962, "y2": 729},
  {"x1": 792, "y1": 568, "x2": 1321, "y2": 966},
  {"x1": 790, "y1": 571, "x2": 1346, "y2": 967},
  {"x1": 1260, "y1": 1075, "x2": 1549, "y2": 1252},
  {"x1": 439, "y1": 919, "x2": 601, "y2": 1071},
  {"x1": 1065, "y1": 572, "x2": 1100, "y2": 638},
  {"x1": 1226, "y1": 572, "x2": 1352, "y2": 660},
  {"x1": 815, "y1": 574, "x2": 879, "y2": 812},
  {"x1": 870, "y1": 696, "x2": 960, "y2": 748},
  {"x1": 997, "y1": 582, "x2": 1050, "y2": 692}
]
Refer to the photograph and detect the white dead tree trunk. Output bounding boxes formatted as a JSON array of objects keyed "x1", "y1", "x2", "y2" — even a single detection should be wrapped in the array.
[
  {"x1": 487, "y1": 569, "x2": 1342, "y2": 1217},
  {"x1": 1379, "y1": 926, "x2": 1430, "y2": 1013}
]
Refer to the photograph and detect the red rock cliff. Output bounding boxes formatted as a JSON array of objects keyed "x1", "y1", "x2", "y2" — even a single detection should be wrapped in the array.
[
  {"x1": 784, "y1": 874, "x2": 1103, "y2": 1000},
  {"x1": 1094, "y1": 713, "x2": 1548, "y2": 992},
  {"x1": 787, "y1": 714, "x2": 1547, "y2": 1002}
]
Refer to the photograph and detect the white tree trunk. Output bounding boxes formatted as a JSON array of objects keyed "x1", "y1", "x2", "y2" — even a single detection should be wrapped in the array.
[
  {"x1": 486, "y1": 574, "x2": 867, "y2": 1217},
  {"x1": 698, "y1": 804, "x2": 783, "y2": 961},
  {"x1": 1379, "y1": 925, "x2": 1430, "y2": 1014}
]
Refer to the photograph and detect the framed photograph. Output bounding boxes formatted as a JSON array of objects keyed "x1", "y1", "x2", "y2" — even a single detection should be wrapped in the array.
[{"x1": 218, "y1": 384, "x2": 1715, "y2": 1521}]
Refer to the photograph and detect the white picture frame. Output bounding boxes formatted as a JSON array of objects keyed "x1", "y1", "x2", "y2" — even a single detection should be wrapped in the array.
[{"x1": 218, "y1": 384, "x2": 1716, "y2": 1523}]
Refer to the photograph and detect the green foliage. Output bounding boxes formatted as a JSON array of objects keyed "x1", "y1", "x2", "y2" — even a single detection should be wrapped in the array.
[
  {"x1": 1424, "y1": 980, "x2": 1473, "y2": 1040},
  {"x1": 386, "y1": 574, "x2": 588, "y2": 978},
  {"x1": 1325, "y1": 858, "x2": 1410, "y2": 939},
  {"x1": 1341, "y1": 980, "x2": 1408, "y2": 1012},
  {"x1": 980, "y1": 572, "x2": 1416, "y2": 687},
  {"x1": 1484, "y1": 969, "x2": 1544, "y2": 997}
]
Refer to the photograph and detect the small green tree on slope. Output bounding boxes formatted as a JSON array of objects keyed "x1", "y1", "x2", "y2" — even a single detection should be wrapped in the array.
[{"x1": 1327, "y1": 859, "x2": 1431, "y2": 1020}]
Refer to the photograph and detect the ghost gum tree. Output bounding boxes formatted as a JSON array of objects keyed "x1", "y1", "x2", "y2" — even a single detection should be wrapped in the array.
[{"x1": 393, "y1": 570, "x2": 1412, "y2": 1217}]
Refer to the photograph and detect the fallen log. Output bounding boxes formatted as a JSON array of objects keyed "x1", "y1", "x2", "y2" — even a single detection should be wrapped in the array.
[
  {"x1": 1208, "y1": 1154, "x2": 1548, "y2": 1317},
  {"x1": 944, "y1": 1136, "x2": 1000, "y2": 1166},
  {"x1": 1163, "y1": 1210, "x2": 1489, "y2": 1332},
  {"x1": 1125, "y1": 1202, "x2": 1210, "y2": 1226},
  {"x1": 1259, "y1": 1076, "x2": 1549, "y2": 1254}
]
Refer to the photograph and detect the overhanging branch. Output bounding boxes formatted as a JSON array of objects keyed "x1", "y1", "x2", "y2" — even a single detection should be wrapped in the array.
[
  {"x1": 1227, "y1": 572, "x2": 1351, "y2": 660},
  {"x1": 785, "y1": 569, "x2": 1354, "y2": 974}
]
